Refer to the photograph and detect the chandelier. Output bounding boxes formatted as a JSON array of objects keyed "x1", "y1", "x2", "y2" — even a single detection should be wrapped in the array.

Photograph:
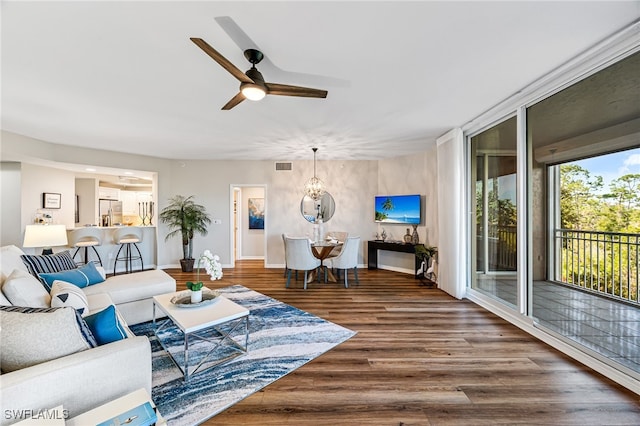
[{"x1": 304, "y1": 147, "x2": 326, "y2": 201}]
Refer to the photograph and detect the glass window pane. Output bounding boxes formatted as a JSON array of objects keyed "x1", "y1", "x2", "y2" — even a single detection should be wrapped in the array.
[{"x1": 470, "y1": 116, "x2": 518, "y2": 308}]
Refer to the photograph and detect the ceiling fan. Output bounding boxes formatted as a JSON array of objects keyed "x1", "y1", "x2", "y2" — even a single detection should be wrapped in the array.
[{"x1": 190, "y1": 38, "x2": 328, "y2": 110}]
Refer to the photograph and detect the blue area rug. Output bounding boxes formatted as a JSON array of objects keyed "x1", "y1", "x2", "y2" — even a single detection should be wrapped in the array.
[{"x1": 130, "y1": 285, "x2": 356, "y2": 425}]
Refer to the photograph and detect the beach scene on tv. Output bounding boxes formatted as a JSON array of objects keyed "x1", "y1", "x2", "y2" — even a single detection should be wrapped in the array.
[{"x1": 375, "y1": 195, "x2": 421, "y2": 224}]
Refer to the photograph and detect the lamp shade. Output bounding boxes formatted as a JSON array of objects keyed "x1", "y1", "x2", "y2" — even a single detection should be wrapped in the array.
[{"x1": 23, "y1": 225, "x2": 68, "y2": 254}]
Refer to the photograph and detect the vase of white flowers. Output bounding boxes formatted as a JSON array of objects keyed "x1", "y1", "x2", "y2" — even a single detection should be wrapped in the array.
[{"x1": 186, "y1": 250, "x2": 223, "y2": 304}]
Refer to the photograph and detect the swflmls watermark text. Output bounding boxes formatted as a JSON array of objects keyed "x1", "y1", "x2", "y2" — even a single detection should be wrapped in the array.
[{"x1": 4, "y1": 408, "x2": 69, "y2": 421}]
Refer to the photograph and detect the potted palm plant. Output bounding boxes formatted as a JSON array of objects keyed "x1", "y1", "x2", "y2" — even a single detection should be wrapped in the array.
[{"x1": 159, "y1": 195, "x2": 212, "y2": 272}]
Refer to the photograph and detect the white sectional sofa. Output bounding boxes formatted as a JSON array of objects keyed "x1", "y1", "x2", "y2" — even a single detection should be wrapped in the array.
[{"x1": 0, "y1": 245, "x2": 176, "y2": 425}]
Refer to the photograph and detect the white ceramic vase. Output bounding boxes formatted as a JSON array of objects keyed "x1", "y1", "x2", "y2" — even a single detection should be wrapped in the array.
[{"x1": 190, "y1": 289, "x2": 203, "y2": 304}]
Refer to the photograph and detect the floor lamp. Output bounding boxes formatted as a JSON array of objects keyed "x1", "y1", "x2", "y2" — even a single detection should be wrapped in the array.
[{"x1": 23, "y1": 224, "x2": 69, "y2": 255}]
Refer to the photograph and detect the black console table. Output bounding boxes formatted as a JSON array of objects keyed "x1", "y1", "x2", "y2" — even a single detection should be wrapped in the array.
[{"x1": 367, "y1": 240, "x2": 424, "y2": 280}]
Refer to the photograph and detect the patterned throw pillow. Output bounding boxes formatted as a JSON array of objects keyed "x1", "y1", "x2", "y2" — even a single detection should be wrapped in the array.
[
  {"x1": 39, "y1": 262, "x2": 105, "y2": 291},
  {"x1": 0, "y1": 306, "x2": 97, "y2": 372},
  {"x1": 50, "y1": 280, "x2": 90, "y2": 316},
  {"x1": 20, "y1": 251, "x2": 77, "y2": 287}
]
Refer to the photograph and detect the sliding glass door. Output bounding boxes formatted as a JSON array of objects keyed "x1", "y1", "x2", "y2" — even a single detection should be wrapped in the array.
[
  {"x1": 467, "y1": 50, "x2": 640, "y2": 376},
  {"x1": 527, "y1": 51, "x2": 640, "y2": 374},
  {"x1": 470, "y1": 117, "x2": 518, "y2": 309}
]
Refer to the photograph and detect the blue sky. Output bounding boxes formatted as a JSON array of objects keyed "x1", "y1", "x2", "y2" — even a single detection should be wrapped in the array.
[{"x1": 573, "y1": 147, "x2": 640, "y2": 191}]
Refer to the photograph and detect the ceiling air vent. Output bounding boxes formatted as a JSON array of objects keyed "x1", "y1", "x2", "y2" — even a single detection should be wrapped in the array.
[{"x1": 275, "y1": 162, "x2": 292, "y2": 171}]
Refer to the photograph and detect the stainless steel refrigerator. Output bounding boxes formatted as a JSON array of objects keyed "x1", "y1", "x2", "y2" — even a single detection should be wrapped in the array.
[{"x1": 99, "y1": 199, "x2": 123, "y2": 226}]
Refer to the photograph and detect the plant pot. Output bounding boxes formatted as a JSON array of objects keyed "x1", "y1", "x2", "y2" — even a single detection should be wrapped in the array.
[
  {"x1": 180, "y1": 258, "x2": 195, "y2": 272},
  {"x1": 190, "y1": 289, "x2": 202, "y2": 304}
]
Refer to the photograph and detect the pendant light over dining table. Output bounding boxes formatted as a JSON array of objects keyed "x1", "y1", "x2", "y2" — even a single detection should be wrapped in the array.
[{"x1": 304, "y1": 147, "x2": 326, "y2": 201}]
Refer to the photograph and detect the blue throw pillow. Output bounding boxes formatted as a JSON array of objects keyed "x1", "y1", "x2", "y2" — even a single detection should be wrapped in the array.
[
  {"x1": 83, "y1": 305, "x2": 128, "y2": 345},
  {"x1": 38, "y1": 262, "x2": 105, "y2": 291}
]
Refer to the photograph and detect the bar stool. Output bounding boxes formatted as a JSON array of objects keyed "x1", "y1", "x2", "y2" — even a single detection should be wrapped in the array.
[
  {"x1": 69, "y1": 227, "x2": 103, "y2": 267},
  {"x1": 113, "y1": 227, "x2": 144, "y2": 274}
]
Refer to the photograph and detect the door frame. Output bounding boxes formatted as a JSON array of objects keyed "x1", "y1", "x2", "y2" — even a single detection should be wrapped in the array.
[{"x1": 228, "y1": 184, "x2": 268, "y2": 268}]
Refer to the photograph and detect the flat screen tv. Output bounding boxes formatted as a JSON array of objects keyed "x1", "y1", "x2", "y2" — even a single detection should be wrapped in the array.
[{"x1": 374, "y1": 194, "x2": 421, "y2": 224}]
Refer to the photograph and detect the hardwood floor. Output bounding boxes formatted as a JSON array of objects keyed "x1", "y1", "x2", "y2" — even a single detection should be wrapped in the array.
[{"x1": 166, "y1": 260, "x2": 640, "y2": 425}]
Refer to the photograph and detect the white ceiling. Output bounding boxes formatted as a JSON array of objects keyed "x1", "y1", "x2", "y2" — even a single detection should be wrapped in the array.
[{"x1": 2, "y1": 1, "x2": 638, "y2": 161}]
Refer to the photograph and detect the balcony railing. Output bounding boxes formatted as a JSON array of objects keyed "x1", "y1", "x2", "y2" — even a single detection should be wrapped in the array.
[
  {"x1": 476, "y1": 225, "x2": 517, "y2": 271},
  {"x1": 555, "y1": 229, "x2": 639, "y2": 306}
]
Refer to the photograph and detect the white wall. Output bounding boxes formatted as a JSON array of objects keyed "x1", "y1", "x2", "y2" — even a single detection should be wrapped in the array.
[
  {"x1": 0, "y1": 162, "x2": 22, "y2": 246},
  {"x1": 21, "y1": 163, "x2": 76, "y2": 229},
  {"x1": 1, "y1": 130, "x2": 439, "y2": 273},
  {"x1": 269, "y1": 158, "x2": 379, "y2": 267},
  {"x1": 75, "y1": 178, "x2": 97, "y2": 226},
  {"x1": 13, "y1": 163, "x2": 75, "y2": 254},
  {"x1": 376, "y1": 145, "x2": 439, "y2": 273}
]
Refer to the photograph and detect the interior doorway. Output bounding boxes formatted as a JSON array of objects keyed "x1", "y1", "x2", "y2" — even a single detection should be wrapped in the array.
[{"x1": 229, "y1": 184, "x2": 267, "y2": 268}]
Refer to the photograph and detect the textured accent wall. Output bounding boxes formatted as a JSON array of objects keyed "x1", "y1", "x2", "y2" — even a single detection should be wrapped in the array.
[{"x1": 376, "y1": 144, "x2": 439, "y2": 272}]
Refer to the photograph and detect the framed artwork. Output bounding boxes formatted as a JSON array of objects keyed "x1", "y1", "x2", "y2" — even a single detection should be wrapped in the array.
[
  {"x1": 248, "y1": 198, "x2": 265, "y2": 230},
  {"x1": 43, "y1": 192, "x2": 62, "y2": 209}
]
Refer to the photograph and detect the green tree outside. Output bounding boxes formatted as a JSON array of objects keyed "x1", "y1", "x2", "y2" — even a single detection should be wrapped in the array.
[{"x1": 559, "y1": 165, "x2": 639, "y2": 303}]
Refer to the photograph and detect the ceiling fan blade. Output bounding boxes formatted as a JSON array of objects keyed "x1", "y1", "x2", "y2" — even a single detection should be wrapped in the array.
[
  {"x1": 265, "y1": 83, "x2": 328, "y2": 98},
  {"x1": 190, "y1": 37, "x2": 253, "y2": 84},
  {"x1": 221, "y1": 92, "x2": 246, "y2": 110}
]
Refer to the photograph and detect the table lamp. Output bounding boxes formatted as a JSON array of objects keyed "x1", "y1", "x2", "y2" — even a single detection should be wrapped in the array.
[{"x1": 23, "y1": 224, "x2": 69, "y2": 255}]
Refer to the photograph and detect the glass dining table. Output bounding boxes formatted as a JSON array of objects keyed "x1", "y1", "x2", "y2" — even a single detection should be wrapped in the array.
[{"x1": 309, "y1": 241, "x2": 342, "y2": 282}]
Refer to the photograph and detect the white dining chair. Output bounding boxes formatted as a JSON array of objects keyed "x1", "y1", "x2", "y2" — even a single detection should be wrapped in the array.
[
  {"x1": 327, "y1": 236, "x2": 360, "y2": 288},
  {"x1": 326, "y1": 231, "x2": 349, "y2": 258},
  {"x1": 282, "y1": 233, "x2": 299, "y2": 280},
  {"x1": 284, "y1": 236, "x2": 321, "y2": 290}
]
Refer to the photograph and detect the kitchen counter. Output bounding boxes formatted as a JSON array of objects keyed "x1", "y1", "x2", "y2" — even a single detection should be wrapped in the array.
[
  {"x1": 66, "y1": 226, "x2": 157, "y2": 274},
  {"x1": 70, "y1": 225, "x2": 156, "y2": 230}
]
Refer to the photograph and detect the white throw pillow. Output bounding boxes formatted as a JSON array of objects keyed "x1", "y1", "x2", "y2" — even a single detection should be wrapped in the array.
[
  {"x1": 0, "y1": 245, "x2": 28, "y2": 279},
  {"x1": 0, "y1": 289, "x2": 11, "y2": 306},
  {"x1": 50, "y1": 280, "x2": 90, "y2": 316},
  {"x1": 2, "y1": 269, "x2": 51, "y2": 307},
  {"x1": 95, "y1": 266, "x2": 107, "y2": 280}
]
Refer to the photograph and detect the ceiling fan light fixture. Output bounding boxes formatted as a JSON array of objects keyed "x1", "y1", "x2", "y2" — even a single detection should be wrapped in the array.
[
  {"x1": 190, "y1": 38, "x2": 328, "y2": 109},
  {"x1": 241, "y1": 84, "x2": 266, "y2": 101}
]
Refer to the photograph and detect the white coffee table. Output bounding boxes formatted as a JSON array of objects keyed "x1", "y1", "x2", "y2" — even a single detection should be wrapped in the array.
[{"x1": 152, "y1": 289, "x2": 250, "y2": 382}]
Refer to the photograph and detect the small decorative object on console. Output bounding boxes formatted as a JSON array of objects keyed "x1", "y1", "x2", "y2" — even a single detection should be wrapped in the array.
[
  {"x1": 411, "y1": 224, "x2": 419, "y2": 244},
  {"x1": 403, "y1": 228, "x2": 412, "y2": 243}
]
